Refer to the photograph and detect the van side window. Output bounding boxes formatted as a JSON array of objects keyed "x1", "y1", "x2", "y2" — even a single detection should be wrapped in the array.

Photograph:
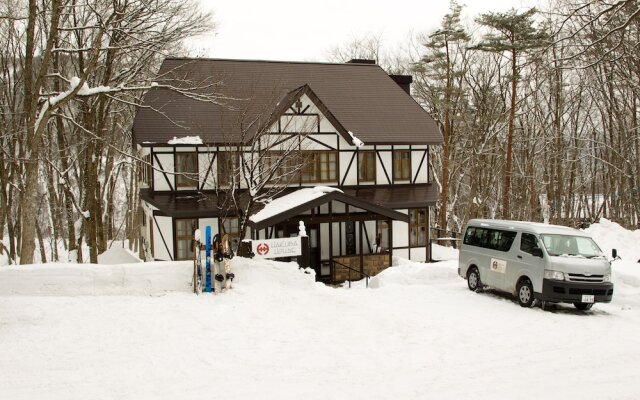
[
  {"x1": 520, "y1": 233, "x2": 540, "y2": 255},
  {"x1": 463, "y1": 227, "x2": 516, "y2": 252}
]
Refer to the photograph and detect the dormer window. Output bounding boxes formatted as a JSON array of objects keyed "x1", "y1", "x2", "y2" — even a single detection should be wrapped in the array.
[{"x1": 175, "y1": 153, "x2": 198, "y2": 188}]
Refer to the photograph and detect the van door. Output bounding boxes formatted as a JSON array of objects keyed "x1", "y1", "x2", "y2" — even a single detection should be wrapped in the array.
[
  {"x1": 486, "y1": 229, "x2": 517, "y2": 291},
  {"x1": 512, "y1": 232, "x2": 545, "y2": 293}
]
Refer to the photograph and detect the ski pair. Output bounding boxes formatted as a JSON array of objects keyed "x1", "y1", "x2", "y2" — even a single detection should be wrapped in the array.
[
  {"x1": 193, "y1": 226, "x2": 234, "y2": 294},
  {"x1": 213, "y1": 233, "x2": 235, "y2": 292}
]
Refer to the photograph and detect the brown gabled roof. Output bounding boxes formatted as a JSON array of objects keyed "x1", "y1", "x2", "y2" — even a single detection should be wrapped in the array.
[{"x1": 133, "y1": 58, "x2": 442, "y2": 146}]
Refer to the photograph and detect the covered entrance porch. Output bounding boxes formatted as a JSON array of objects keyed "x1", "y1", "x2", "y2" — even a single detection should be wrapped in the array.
[{"x1": 247, "y1": 187, "x2": 408, "y2": 284}]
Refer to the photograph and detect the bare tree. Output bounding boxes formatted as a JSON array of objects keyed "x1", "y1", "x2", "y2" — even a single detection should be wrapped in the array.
[{"x1": 2, "y1": 0, "x2": 215, "y2": 264}]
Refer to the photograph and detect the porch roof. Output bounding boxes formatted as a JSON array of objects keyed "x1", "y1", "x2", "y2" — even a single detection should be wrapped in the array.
[{"x1": 247, "y1": 186, "x2": 410, "y2": 231}]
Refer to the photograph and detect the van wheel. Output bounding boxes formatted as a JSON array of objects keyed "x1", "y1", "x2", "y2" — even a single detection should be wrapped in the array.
[
  {"x1": 516, "y1": 279, "x2": 534, "y2": 308},
  {"x1": 574, "y1": 303, "x2": 594, "y2": 311},
  {"x1": 467, "y1": 267, "x2": 481, "y2": 292}
]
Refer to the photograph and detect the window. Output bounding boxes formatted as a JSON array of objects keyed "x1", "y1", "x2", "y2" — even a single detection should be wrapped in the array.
[
  {"x1": 410, "y1": 209, "x2": 428, "y2": 246},
  {"x1": 139, "y1": 154, "x2": 152, "y2": 187},
  {"x1": 263, "y1": 151, "x2": 301, "y2": 184},
  {"x1": 376, "y1": 220, "x2": 389, "y2": 252},
  {"x1": 301, "y1": 151, "x2": 337, "y2": 183},
  {"x1": 359, "y1": 151, "x2": 376, "y2": 182},
  {"x1": 218, "y1": 152, "x2": 238, "y2": 186},
  {"x1": 540, "y1": 234, "x2": 604, "y2": 258},
  {"x1": 520, "y1": 233, "x2": 541, "y2": 255},
  {"x1": 393, "y1": 150, "x2": 411, "y2": 181},
  {"x1": 175, "y1": 218, "x2": 197, "y2": 260},
  {"x1": 463, "y1": 226, "x2": 516, "y2": 252},
  {"x1": 221, "y1": 217, "x2": 240, "y2": 250},
  {"x1": 175, "y1": 153, "x2": 198, "y2": 188}
]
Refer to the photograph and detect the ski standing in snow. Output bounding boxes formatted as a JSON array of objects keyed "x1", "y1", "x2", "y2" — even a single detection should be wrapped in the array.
[
  {"x1": 193, "y1": 229, "x2": 203, "y2": 294},
  {"x1": 213, "y1": 234, "x2": 225, "y2": 293},
  {"x1": 205, "y1": 226, "x2": 212, "y2": 293},
  {"x1": 223, "y1": 234, "x2": 235, "y2": 289}
]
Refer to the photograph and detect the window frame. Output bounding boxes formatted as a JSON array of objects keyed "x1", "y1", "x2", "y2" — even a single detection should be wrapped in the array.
[
  {"x1": 410, "y1": 208, "x2": 428, "y2": 247},
  {"x1": 301, "y1": 151, "x2": 338, "y2": 184},
  {"x1": 463, "y1": 226, "x2": 517, "y2": 252},
  {"x1": 175, "y1": 218, "x2": 198, "y2": 261},
  {"x1": 520, "y1": 233, "x2": 541, "y2": 255},
  {"x1": 263, "y1": 151, "x2": 301, "y2": 184},
  {"x1": 139, "y1": 154, "x2": 152, "y2": 187},
  {"x1": 393, "y1": 150, "x2": 411, "y2": 181},
  {"x1": 358, "y1": 151, "x2": 376, "y2": 183},
  {"x1": 217, "y1": 152, "x2": 238, "y2": 187},
  {"x1": 175, "y1": 152, "x2": 198, "y2": 188}
]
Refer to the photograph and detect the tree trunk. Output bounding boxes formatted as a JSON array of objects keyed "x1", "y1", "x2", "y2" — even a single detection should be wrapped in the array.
[{"x1": 502, "y1": 49, "x2": 517, "y2": 219}]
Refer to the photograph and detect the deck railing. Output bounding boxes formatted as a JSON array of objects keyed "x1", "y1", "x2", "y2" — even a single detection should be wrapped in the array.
[{"x1": 332, "y1": 259, "x2": 370, "y2": 288}]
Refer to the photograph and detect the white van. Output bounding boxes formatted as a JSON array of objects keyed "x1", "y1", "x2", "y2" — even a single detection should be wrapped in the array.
[{"x1": 458, "y1": 219, "x2": 614, "y2": 310}]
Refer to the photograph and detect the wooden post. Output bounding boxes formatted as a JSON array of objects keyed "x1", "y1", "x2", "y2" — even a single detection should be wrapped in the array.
[
  {"x1": 388, "y1": 218, "x2": 393, "y2": 267},
  {"x1": 298, "y1": 236, "x2": 310, "y2": 270},
  {"x1": 359, "y1": 221, "x2": 364, "y2": 277}
]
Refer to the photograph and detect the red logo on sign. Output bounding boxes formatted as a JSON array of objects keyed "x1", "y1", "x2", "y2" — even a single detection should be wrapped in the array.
[{"x1": 257, "y1": 243, "x2": 269, "y2": 256}]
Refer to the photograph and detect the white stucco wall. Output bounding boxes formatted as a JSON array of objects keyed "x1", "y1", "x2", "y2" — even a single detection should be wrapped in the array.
[
  {"x1": 377, "y1": 151, "x2": 392, "y2": 184},
  {"x1": 153, "y1": 215, "x2": 173, "y2": 261},
  {"x1": 412, "y1": 150, "x2": 428, "y2": 184},
  {"x1": 154, "y1": 153, "x2": 174, "y2": 191},
  {"x1": 340, "y1": 151, "x2": 357, "y2": 185}
]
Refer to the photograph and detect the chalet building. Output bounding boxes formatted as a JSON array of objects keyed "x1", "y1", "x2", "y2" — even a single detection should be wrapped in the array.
[{"x1": 133, "y1": 58, "x2": 442, "y2": 283}]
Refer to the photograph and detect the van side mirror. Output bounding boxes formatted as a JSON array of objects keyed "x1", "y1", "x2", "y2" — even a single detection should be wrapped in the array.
[
  {"x1": 531, "y1": 248, "x2": 543, "y2": 258},
  {"x1": 612, "y1": 248, "x2": 618, "y2": 260}
]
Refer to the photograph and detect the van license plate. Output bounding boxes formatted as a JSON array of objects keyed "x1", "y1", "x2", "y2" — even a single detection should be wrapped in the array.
[{"x1": 582, "y1": 295, "x2": 595, "y2": 303}]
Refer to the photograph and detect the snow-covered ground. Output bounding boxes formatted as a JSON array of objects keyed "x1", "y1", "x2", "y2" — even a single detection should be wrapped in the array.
[{"x1": 1, "y1": 220, "x2": 639, "y2": 399}]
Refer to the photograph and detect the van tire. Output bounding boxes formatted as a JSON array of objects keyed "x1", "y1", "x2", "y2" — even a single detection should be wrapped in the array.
[
  {"x1": 467, "y1": 267, "x2": 481, "y2": 292},
  {"x1": 516, "y1": 278, "x2": 534, "y2": 308},
  {"x1": 573, "y1": 303, "x2": 594, "y2": 311}
]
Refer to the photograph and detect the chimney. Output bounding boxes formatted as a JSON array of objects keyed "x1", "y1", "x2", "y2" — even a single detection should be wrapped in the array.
[
  {"x1": 389, "y1": 74, "x2": 412, "y2": 95},
  {"x1": 347, "y1": 59, "x2": 376, "y2": 64}
]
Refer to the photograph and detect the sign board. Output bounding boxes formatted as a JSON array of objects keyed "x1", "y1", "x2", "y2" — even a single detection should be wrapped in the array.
[
  {"x1": 252, "y1": 237, "x2": 302, "y2": 258},
  {"x1": 490, "y1": 258, "x2": 507, "y2": 274}
]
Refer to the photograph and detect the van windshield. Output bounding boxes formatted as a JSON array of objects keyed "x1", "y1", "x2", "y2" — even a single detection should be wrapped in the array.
[{"x1": 540, "y1": 234, "x2": 604, "y2": 258}]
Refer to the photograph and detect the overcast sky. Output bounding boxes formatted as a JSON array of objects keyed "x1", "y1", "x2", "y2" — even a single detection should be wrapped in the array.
[{"x1": 191, "y1": 0, "x2": 539, "y2": 62}]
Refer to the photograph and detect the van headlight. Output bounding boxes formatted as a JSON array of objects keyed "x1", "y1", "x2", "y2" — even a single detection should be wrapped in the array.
[
  {"x1": 544, "y1": 270, "x2": 565, "y2": 281},
  {"x1": 603, "y1": 274, "x2": 611, "y2": 282}
]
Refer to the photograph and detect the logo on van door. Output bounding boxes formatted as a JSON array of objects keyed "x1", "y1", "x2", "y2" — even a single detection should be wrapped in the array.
[{"x1": 490, "y1": 258, "x2": 507, "y2": 274}]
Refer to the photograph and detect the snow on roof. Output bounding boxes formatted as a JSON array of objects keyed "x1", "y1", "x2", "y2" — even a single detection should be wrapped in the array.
[
  {"x1": 249, "y1": 186, "x2": 343, "y2": 223},
  {"x1": 168, "y1": 136, "x2": 203, "y2": 145},
  {"x1": 348, "y1": 131, "x2": 364, "y2": 147}
]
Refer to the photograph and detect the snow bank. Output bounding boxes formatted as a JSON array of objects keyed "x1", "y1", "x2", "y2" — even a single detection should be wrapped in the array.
[
  {"x1": 369, "y1": 259, "x2": 458, "y2": 288},
  {"x1": 229, "y1": 257, "x2": 320, "y2": 291},
  {"x1": 583, "y1": 218, "x2": 640, "y2": 295},
  {"x1": 0, "y1": 256, "x2": 321, "y2": 297},
  {"x1": 98, "y1": 247, "x2": 141, "y2": 265},
  {"x1": 0, "y1": 262, "x2": 192, "y2": 296},
  {"x1": 431, "y1": 243, "x2": 459, "y2": 261}
]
